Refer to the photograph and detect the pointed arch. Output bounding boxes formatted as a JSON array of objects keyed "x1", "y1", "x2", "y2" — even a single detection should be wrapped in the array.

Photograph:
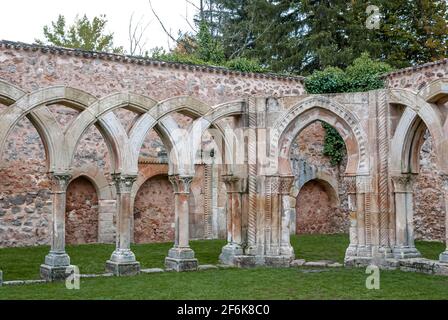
[{"x1": 270, "y1": 96, "x2": 369, "y2": 176}]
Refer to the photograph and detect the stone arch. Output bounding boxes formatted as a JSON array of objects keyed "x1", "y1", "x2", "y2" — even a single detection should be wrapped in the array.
[
  {"x1": 270, "y1": 96, "x2": 368, "y2": 176},
  {"x1": 64, "y1": 92, "x2": 157, "y2": 174},
  {"x1": 69, "y1": 167, "x2": 114, "y2": 200},
  {"x1": 65, "y1": 175, "x2": 99, "y2": 244},
  {"x1": 294, "y1": 178, "x2": 344, "y2": 235},
  {"x1": 418, "y1": 78, "x2": 448, "y2": 103},
  {"x1": 389, "y1": 88, "x2": 448, "y2": 174},
  {"x1": 0, "y1": 86, "x2": 128, "y2": 174},
  {"x1": 0, "y1": 79, "x2": 63, "y2": 172},
  {"x1": 128, "y1": 96, "x2": 212, "y2": 175},
  {"x1": 183, "y1": 100, "x2": 247, "y2": 175}
]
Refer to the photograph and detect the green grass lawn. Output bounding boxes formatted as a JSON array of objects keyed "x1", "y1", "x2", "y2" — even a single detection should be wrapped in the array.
[{"x1": 0, "y1": 234, "x2": 447, "y2": 300}]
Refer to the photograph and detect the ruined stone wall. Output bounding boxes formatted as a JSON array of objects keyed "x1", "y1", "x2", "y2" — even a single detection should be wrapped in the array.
[
  {"x1": 134, "y1": 174, "x2": 174, "y2": 243},
  {"x1": 413, "y1": 131, "x2": 446, "y2": 241},
  {"x1": 290, "y1": 122, "x2": 349, "y2": 235},
  {"x1": 0, "y1": 42, "x2": 304, "y2": 247},
  {"x1": 384, "y1": 59, "x2": 448, "y2": 90},
  {"x1": 65, "y1": 177, "x2": 99, "y2": 244}
]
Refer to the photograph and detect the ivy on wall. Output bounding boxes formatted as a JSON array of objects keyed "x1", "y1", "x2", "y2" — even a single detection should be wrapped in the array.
[
  {"x1": 305, "y1": 53, "x2": 393, "y2": 165},
  {"x1": 321, "y1": 122, "x2": 346, "y2": 166}
]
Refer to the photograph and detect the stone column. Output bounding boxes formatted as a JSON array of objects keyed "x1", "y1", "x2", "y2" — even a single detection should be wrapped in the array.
[
  {"x1": 106, "y1": 174, "x2": 140, "y2": 276},
  {"x1": 279, "y1": 175, "x2": 295, "y2": 259},
  {"x1": 391, "y1": 175, "x2": 421, "y2": 259},
  {"x1": 356, "y1": 176, "x2": 369, "y2": 257},
  {"x1": 439, "y1": 175, "x2": 448, "y2": 262},
  {"x1": 40, "y1": 173, "x2": 73, "y2": 281},
  {"x1": 344, "y1": 176, "x2": 358, "y2": 258},
  {"x1": 165, "y1": 174, "x2": 198, "y2": 271},
  {"x1": 219, "y1": 175, "x2": 246, "y2": 265}
]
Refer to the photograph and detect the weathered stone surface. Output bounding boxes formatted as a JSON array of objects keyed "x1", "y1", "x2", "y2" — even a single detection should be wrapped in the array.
[
  {"x1": 198, "y1": 264, "x2": 219, "y2": 271},
  {"x1": 140, "y1": 268, "x2": 164, "y2": 274},
  {"x1": 290, "y1": 259, "x2": 306, "y2": 267},
  {"x1": 105, "y1": 261, "x2": 141, "y2": 276},
  {"x1": 304, "y1": 261, "x2": 330, "y2": 267},
  {"x1": 40, "y1": 264, "x2": 75, "y2": 282}
]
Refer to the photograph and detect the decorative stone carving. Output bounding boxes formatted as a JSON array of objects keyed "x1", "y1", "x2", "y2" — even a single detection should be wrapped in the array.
[
  {"x1": 169, "y1": 175, "x2": 193, "y2": 194},
  {"x1": 112, "y1": 174, "x2": 137, "y2": 194}
]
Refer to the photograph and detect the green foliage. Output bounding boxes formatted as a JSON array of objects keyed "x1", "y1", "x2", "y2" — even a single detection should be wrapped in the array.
[
  {"x1": 36, "y1": 14, "x2": 123, "y2": 53},
  {"x1": 345, "y1": 53, "x2": 394, "y2": 92},
  {"x1": 225, "y1": 57, "x2": 267, "y2": 73},
  {"x1": 321, "y1": 122, "x2": 346, "y2": 166},
  {"x1": 196, "y1": 20, "x2": 225, "y2": 63},
  {"x1": 305, "y1": 53, "x2": 392, "y2": 165},
  {"x1": 305, "y1": 53, "x2": 393, "y2": 94},
  {"x1": 204, "y1": 0, "x2": 448, "y2": 74},
  {"x1": 305, "y1": 67, "x2": 348, "y2": 94}
]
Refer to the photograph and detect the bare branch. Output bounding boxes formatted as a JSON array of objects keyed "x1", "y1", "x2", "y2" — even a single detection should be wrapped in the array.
[{"x1": 148, "y1": 0, "x2": 179, "y2": 46}]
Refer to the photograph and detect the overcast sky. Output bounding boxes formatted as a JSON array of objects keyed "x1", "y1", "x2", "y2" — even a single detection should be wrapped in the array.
[{"x1": 0, "y1": 0, "x2": 197, "y2": 53}]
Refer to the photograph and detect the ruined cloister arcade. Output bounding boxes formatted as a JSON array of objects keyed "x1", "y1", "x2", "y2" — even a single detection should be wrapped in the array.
[{"x1": 1, "y1": 42, "x2": 448, "y2": 280}]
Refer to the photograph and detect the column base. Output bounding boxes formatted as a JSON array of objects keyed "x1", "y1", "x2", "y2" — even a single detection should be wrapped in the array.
[
  {"x1": 392, "y1": 246, "x2": 421, "y2": 259},
  {"x1": 378, "y1": 246, "x2": 394, "y2": 259},
  {"x1": 356, "y1": 245, "x2": 372, "y2": 258},
  {"x1": 109, "y1": 248, "x2": 137, "y2": 264},
  {"x1": 439, "y1": 251, "x2": 448, "y2": 263},
  {"x1": 40, "y1": 264, "x2": 75, "y2": 281},
  {"x1": 165, "y1": 247, "x2": 198, "y2": 272},
  {"x1": 233, "y1": 255, "x2": 257, "y2": 268},
  {"x1": 264, "y1": 255, "x2": 293, "y2": 268},
  {"x1": 345, "y1": 244, "x2": 358, "y2": 258},
  {"x1": 219, "y1": 243, "x2": 243, "y2": 265},
  {"x1": 44, "y1": 251, "x2": 70, "y2": 266},
  {"x1": 105, "y1": 260, "x2": 141, "y2": 276}
]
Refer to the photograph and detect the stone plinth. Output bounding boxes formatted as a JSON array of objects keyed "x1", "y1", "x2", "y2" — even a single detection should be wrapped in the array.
[
  {"x1": 40, "y1": 264, "x2": 75, "y2": 281},
  {"x1": 219, "y1": 243, "x2": 244, "y2": 265},
  {"x1": 165, "y1": 247, "x2": 198, "y2": 272},
  {"x1": 105, "y1": 260, "x2": 141, "y2": 276}
]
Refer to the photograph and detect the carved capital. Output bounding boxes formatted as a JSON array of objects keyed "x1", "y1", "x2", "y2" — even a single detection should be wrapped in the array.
[
  {"x1": 51, "y1": 173, "x2": 72, "y2": 193},
  {"x1": 392, "y1": 175, "x2": 414, "y2": 193},
  {"x1": 222, "y1": 175, "x2": 247, "y2": 193},
  {"x1": 279, "y1": 175, "x2": 294, "y2": 195},
  {"x1": 343, "y1": 175, "x2": 357, "y2": 194},
  {"x1": 169, "y1": 175, "x2": 193, "y2": 194},
  {"x1": 112, "y1": 174, "x2": 137, "y2": 194}
]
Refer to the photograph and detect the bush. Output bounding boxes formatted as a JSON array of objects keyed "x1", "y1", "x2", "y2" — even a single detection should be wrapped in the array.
[
  {"x1": 304, "y1": 52, "x2": 393, "y2": 94},
  {"x1": 225, "y1": 57, "x2": 267, "y2": 73},
  {"x1": 304, "y1": 67, "x2": 348, "y2": 94}
]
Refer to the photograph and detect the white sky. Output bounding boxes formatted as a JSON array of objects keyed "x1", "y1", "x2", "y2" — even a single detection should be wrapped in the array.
[{"x1": 0, "y1": 0, "x2": 198, "y2": 53}]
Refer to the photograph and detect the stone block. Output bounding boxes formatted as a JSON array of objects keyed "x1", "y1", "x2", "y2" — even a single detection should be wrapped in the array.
[
  {"x1": 233, "y1": 255, "x2": 257, "y2": 268},
  {"x1": 198, "y1": 264, "x2": 219, "y2": 271},
  {"x1": 105, "y1": 260, "x2": 141, "y2": 276},
  {"x1": 165, "y1": 258, "x2": 198, "y2": 272},
  {"x1": 141, "y1": 268, "x2": 164, "y2": 274},
  {"x1": 40, "y1": 264, "x2": 75, "y2": 281},
  {"x1": 290, "y1": 259, "x2": 306, "y2": 267},
  {"x1": 327, "y1": 262, "x2": 343, "y2": 268},
  {"x1": 264, "y1": 256, "x2": 293, "y2": 268},
  {"x1": 304, "y1": 261, "x2": 328, "y2": 267},
  {"x1": 434, "y1": 262, "x2": 448, "y2": 276}
]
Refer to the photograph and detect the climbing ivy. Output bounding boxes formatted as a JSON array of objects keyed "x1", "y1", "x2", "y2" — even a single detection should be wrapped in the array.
[
  {"x1": 305, "y1": 53, "x2": 393, "y2": 165},
  {"x1": 321, "y1": 122, "x2": 346, "y2": 166}
]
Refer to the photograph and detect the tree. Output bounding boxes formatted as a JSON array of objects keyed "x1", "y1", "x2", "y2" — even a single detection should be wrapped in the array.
[
  {"x1": 205, "y1": 0, "x2": 448, "y2": 74},
  {"x1": 36, "y1": 14, "x2": 124, "y2": 53}
]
